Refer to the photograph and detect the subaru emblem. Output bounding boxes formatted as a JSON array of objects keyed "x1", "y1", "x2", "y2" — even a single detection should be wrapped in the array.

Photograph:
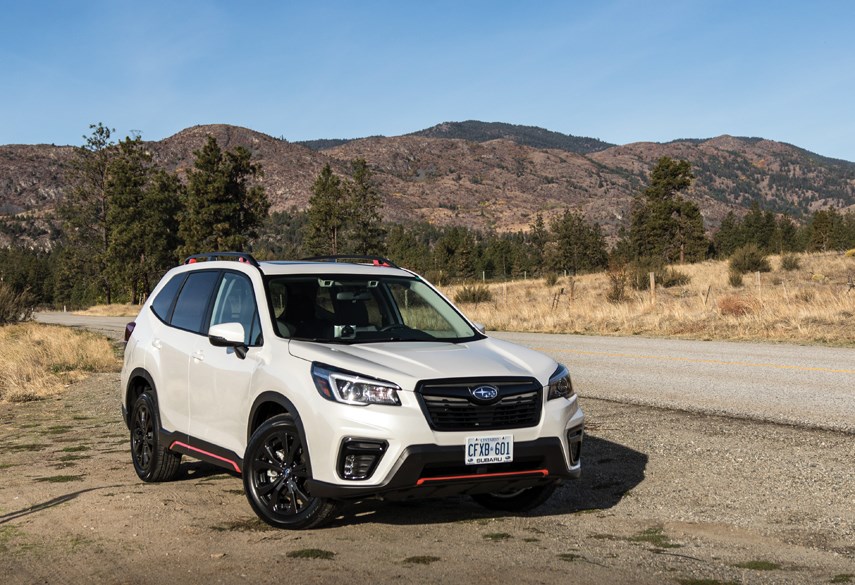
[{"x1": 470, "y1": 385, "x2": 499, "y2": 403}]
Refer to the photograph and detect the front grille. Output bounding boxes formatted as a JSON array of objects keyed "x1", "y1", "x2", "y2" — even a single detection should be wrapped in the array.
[{"x1": 416, "y1": 377, "x2": 542, "y2": 432}]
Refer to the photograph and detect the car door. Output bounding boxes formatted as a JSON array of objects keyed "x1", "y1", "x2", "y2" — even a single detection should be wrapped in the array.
[
  {"x1": 187, "y1": 271, "x2": 263, "y2": 455},
  {"x1": 153, "y1": 270, "x2": 220, "y2": 436}
]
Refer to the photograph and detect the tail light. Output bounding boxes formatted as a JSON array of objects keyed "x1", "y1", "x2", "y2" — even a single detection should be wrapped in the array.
[{"x1": 124, "y1": 322, "x2": 136, "y2": 343}]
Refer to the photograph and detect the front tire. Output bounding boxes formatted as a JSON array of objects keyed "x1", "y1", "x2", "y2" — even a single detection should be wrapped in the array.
[
  {"x1": 243, "y1": 414, "x2": 337, "y2": 530},
  {"x1": 130, "y1": 392, "x2": 181, "y2": 482},
  {"x1": 471, "y1": 483, "x2": 558, "y2": 512}
]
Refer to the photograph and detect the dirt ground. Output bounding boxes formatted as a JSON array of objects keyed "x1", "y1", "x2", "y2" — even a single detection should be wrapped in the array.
[{"x1": 1, "y1": 373, "x2": 853, "y2": 585}]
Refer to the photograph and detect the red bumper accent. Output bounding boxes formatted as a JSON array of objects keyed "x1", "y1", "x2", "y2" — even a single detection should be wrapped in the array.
[{"x1": 415, "y1": 468, "x2": 548, "y2": 486}]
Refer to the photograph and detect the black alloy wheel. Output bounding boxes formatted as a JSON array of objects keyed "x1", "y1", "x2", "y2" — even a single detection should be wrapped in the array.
[
  {"x1": 130, "y1": 391, "x2": 181, "y2": 482},
  {"x1": 243, "y1": 414, "x2": 337, "y2": 529}
]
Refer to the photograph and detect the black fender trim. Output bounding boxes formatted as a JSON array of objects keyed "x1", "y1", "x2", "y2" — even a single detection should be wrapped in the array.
[
  {"x1": 123, "y1": 368, "x2": 158, "y2": 428},
  {"x1": 246, "y1": 392, "x2": 313, "y2": 478}
]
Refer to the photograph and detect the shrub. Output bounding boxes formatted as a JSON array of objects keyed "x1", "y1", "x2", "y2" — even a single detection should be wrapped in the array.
[
  {"x1": 0, "y1": 282, "x2": 34, "y2": 325},
  {"x1": 606, "y1": 269, "x2": 628, "y2": 303},
  {"x1": 718, "y1": 295, "x2": 756, "y2": 316},
  {"x1": 454, "y1": 285, "x2": 492, "y2": 305},
  {"x1": 728, "y1": 269, "x2": 743, "y2": 288},
  {"x1": 629, "y1": 260, "x2": 690, "y2": 290},
  {"x1": 779, "y1": 254, "x2": 800, "y2": 271},
  {"x1": 729, "y1": 244, "x2": 771, "y2": 274},
  {"x1": 545, "y1": 273, "x2": 559, "y2": 287}
]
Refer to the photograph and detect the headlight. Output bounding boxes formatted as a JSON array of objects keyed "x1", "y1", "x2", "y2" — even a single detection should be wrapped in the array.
[
  {"x1": 311, "y1": 363, "x2": 402, "y2": 406},
  {"x1": 547, "y1": 364, "x2": 575, "y2": 401}
]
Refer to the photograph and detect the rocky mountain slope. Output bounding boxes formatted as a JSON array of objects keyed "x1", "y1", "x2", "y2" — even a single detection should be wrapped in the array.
[{"x1": 2, "y1": 122, "x2": 854, "y2": 248}]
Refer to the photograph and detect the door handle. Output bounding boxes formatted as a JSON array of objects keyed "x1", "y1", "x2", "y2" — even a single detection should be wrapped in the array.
[
  {"x1": 152, "y1": 339, "x2": 162, "y2": 349},
  {"x1": 192, "y1": 350, "x2": 204, "y2": 362}
]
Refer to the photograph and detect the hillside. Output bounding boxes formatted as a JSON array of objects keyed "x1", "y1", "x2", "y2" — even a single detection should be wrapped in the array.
[
  {"x1": 2, "y1": 121, "x2": 855, "y2": 248},
  {"x1": 409, "y1": 120, "x2": 615, "y2": 154}
]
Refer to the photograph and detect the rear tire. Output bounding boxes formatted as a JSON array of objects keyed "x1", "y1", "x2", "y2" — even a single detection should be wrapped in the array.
[
  {"x1": 243, "y1": 414, "x2": 338, "y2": 530},
  {"x1": 471, "y1": 483, "x2": 558, "y2": 512},
  {"x1": 130, "y1": 392, "x2": 181, "y2": 482}
]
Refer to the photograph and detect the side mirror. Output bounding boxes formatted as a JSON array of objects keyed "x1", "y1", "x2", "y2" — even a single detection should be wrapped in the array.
[
  {"x1": 209, "y1": 322, "x2": 248, "y2": 359},
  {"x1": 473, "y1": 322, "x2": 486, "y2": 335}
]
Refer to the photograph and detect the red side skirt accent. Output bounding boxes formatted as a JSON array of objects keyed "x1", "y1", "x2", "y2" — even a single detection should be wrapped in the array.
[
  {"x1": 169, "y1": 441, "x2": 241, "y2": 474},
  {"x1": 415, "y1": 469, "x2": 549, "y2": 486}
]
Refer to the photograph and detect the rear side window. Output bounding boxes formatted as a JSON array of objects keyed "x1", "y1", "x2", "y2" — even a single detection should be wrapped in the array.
[
  {"x1": 170, "y1": 271, "x2": 220, "y2": 334},
  {"x1": 151, "y1": 274, "x2": 186, "y2": 322}
]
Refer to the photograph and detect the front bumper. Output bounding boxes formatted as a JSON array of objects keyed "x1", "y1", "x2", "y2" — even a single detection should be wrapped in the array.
[{"x1": 306, "y1": 431, "x2": 582, "y2": 500}]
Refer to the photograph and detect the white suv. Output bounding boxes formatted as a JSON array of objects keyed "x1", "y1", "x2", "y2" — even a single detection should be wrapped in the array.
[{"x1": 121, "y1": 253, "x2": 584, "y2": 529}]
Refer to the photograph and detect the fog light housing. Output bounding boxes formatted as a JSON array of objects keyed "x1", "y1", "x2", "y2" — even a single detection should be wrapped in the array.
[
  {"x1": 338, "y1": 438, "x2": 387, "y2": 480},
  {"x1": 566, "y1": 427, "x2": 583, "y2": 466}
]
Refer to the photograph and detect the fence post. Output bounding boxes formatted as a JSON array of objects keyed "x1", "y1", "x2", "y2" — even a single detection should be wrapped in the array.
[
  {"x1": 756, "y1": 271, "x2": 761, "y2": 300},
  {"x1": 649, "y1": 271, "x2": 656, "y2": 305}
]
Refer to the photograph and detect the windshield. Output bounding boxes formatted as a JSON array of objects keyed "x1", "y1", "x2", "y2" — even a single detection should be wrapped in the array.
[{"x1": 265, "y1": 274, "x2": 482, "y2": 343}]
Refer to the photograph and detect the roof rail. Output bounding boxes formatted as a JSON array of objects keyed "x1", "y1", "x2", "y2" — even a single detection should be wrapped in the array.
[
  {"x1": 301, "y1": 255, "x2": 400, "y2": 269},
  {"x1": 182, "y1": 252, "x2": 262, "y2": 270}
]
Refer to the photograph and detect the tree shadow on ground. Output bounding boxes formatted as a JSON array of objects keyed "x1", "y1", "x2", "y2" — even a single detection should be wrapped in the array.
[{"x1": 327, "y1": 435, "x2": 647, "y2": 527}]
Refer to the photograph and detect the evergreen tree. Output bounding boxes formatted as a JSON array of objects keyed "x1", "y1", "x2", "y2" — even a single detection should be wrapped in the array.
[
  {"x1": 344, "y1": 158, "x2": 386, "y2": 255},
  {"x1": 178, "y1": 136, "x2": 269, "y2": 256},
  {"x1": 386, "y1": 224, "x2": 430, "y2": 272},
  {"x1": 549, "y1": 210, "x2": 608, "y2": 274},
  {"x1": 139, "y1": 170, "x2": 183, "y2": 293},
  {"x1": 628, "y1": 157, "x2": 707, "y2": 264},
  {"x1": 105, "y1": 136, "x2": 152, "y2": 302},
  {"x1": 58, "y1": 123, "x2": 116, "y2": 304},
  {"x1": 714, "y1": 211, "x2": 742, "y2": 257},
  {"x1": 527, "y1": 212, "x2": 548, "y2": 271},
  {"x1": 303, "y1": 164, "x2": 346, "y2": 256}
]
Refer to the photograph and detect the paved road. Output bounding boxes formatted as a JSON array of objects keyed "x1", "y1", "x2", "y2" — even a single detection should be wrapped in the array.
[
  {"x1": 36, "y1": 312, "x2": 855, "y2": 433},
  {"x1": 493, "y1": 331, "x2": 855, "y2": 434},
  {"x1": 36, "y1": 312, "x2": 131, "y2": 342}
]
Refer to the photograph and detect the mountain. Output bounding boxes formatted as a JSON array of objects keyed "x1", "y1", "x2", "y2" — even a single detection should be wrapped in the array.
[
  {"x1": 2, "y1": 122, "x2": 854, "y2": 248},
  {"x1": 409, "y1": 121, "x2": 615, "y2": 154}
]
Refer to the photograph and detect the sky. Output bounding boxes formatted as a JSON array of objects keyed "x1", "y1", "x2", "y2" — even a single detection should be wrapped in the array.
[{"x1": 1, "y1": 0, "x2": 853, "y2": 161}]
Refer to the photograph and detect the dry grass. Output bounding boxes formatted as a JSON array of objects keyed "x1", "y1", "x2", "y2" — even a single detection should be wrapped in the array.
[
  {"x1": 73, "y1": 304, "x2": 140, "y2": 317},
  {"x1": 442, "y1": 252, "x2": 855, "y2": 346},
  {"x1": 0, "y1": 323, "x2": 121, "y2": 402}
]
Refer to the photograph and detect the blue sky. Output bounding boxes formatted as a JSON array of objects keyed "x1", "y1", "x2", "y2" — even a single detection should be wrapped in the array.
[{"x1": 1, "y1": 1, "x2": 853, "y2": 160}]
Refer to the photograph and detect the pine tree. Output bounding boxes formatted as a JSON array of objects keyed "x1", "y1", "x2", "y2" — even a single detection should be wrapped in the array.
[
  {"x1": 178, "y1": 136, "x2": 269, "y2": 256},
  {"x1": 105, "y1": 136, "x2": 152, "y2": 302},
  {"x1": 344, "y1": 158, "x2": 386, "y2": 255},
  {"x1": 628, "y1": 157, "x2": 706, "y2": 264},
  {"x1": 58, "y1": 123, "x2": 116, "y2": 304},
  {"x1": 550, "y1": 210, "x2": 608, "y2": 274},
  {"x1": 303, "y1": 164, "x2": 347, "y2": 256}
]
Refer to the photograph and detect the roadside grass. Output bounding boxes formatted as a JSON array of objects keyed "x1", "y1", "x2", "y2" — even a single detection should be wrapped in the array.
[
  {"x1": 73, "y1": 304, "x2": 139, "y2": 317},
  {"x1": 442, "y1": 251, "x2": 855, "y2": 346},
  {"x1": 0, "y1": 323, "x2": 120, "y2": 403}
]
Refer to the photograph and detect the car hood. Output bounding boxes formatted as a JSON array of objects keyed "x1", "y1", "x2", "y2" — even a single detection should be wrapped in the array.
[{"x1": 288, "y1": 337, "x2": 557, "y2": 390}]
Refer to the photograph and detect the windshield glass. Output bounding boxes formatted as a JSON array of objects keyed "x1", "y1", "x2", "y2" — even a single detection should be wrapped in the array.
[{"x1": 265, "y1": 274, "x2": 481, "y2": 343}]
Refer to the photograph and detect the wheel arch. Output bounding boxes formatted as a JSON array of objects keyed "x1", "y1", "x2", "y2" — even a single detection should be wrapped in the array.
[
  {"x1": 247, "y1": 392, "x2": 306, "y2": 443},
  {"x1": 125, "y1": 368, "x2": 157, "y2": 423}
]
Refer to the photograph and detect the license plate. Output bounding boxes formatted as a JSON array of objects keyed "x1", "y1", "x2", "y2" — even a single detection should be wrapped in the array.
[{"x1": 465, "y1": 435, "x2": 513, "y2": 465}]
